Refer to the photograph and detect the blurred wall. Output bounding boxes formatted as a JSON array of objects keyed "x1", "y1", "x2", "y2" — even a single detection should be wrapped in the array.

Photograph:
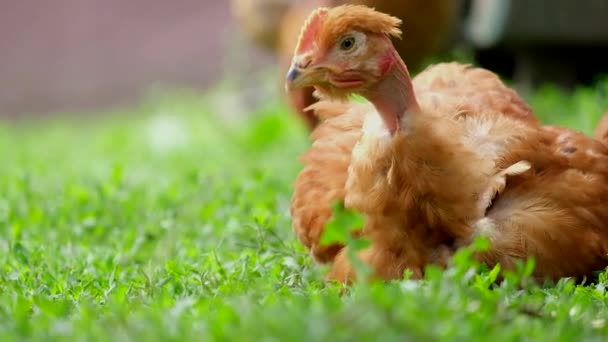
[{"x1": 0, "y1": 0, "x2": 272, "y2": 117}]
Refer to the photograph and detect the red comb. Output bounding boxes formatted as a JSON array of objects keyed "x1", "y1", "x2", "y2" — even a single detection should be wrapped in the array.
[{"x1": 294, "y1": 7, "x2": 329, "y2": 55}]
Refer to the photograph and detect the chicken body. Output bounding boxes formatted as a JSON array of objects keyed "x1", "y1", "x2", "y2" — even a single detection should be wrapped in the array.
[
  {"x1": 287, "y1": 5, "x2": 608, "y2": 284},
  {"x1": 329, "y1": 104, "x2": 608, "y2": 283},
  {"x1": 292, "y1": 62, "x2": 536, "y2": 264},
  {"x1": 321, "y1": 83, "x2": 608, "y2": 283}
]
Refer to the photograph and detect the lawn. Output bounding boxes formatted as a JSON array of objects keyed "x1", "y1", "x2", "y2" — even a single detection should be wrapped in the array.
[{"x1": 2, "y1": 70, "x2": 608, "y2": 341}]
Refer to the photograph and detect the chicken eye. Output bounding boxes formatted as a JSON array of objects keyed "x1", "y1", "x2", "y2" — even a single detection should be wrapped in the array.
[{"x1": 339, "y1": 36, "x2": 356, "y2": 51}]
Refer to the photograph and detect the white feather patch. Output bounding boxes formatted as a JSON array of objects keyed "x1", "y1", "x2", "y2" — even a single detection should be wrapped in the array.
[
  {"x1": 497, "y1": 160, "x2": 531, "y2": 177},
  {"x1": 474, "y1": 217, "x2": 497, "y2": 237}
]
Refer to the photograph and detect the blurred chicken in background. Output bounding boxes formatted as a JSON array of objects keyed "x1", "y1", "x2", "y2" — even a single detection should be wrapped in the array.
[{"x1": 231, "y1": 0, "x2": 461, "y2": 129}]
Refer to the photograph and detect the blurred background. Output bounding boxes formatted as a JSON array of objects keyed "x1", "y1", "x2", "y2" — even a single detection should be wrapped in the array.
[
  {"x1": 0, "y1": 0, "x2": 272, "y2": 118},
  {"x1": 2, "y1": 0, "x2": 608, "y2": 120}
]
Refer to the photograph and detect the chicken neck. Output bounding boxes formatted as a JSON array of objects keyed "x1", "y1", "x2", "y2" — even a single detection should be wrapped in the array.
[
  {"x1": 363, "y1": 48, "x2": 419, "y2": 135},
  {"x1": 359, "y1": 47, "x2": 488, "y2": 236}
]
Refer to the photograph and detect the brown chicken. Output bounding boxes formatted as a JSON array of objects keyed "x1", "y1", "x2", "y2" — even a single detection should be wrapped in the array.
[
  {"x1": 286, "y1": 5, "x2": 608, "y2": 284},
  {"x1": 232, "y1": 0, "x2": 460, "y2": 129}
]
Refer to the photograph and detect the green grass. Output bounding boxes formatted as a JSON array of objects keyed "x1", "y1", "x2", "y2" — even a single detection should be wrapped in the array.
[{"x1": 2, "y1": 75, "x2": 608, "y2": 341}]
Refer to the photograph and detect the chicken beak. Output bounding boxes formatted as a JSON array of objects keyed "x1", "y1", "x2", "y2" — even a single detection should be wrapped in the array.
[
  {"x1": 285, "y1": 61, "x2": 323, "y2": 92},
  {"x1": 285, "y1": 64, "x2": 302, "y2": 91}
]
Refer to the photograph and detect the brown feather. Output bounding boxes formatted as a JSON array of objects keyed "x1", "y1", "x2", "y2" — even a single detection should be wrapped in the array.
[
  {"x1": 329, "y1": 105, "x2": 608, "y2": 283},
  {"x1": 594, "y1": 112, "x2": 608, "y2": 146},
  {"x1": 291, "y1": 101, "x2": 367, "y2": 262},
  {"x1": 467, "y1": 125, "x2": 608, "y2": 281},
  {"x1": 291, "y1": 62, "x2": 537, "y2": 267}
]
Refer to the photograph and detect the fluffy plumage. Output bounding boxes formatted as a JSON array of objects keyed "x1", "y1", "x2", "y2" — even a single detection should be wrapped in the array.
[
  {"x1": 292, "y1": 62, "x2": 536, "y2": 265},
  {"x1": 307, "y1": 5, "x2": 403, "y2": 51},
  {"x1": 287, "y1": 5, "x2": 608, "y2": 284},
  {"x1": 291, "y1": 100, "x2": 365, "y2": 262},
  {"x1": 594, "y1": 112, "x2": 608, "y2": 145}
]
